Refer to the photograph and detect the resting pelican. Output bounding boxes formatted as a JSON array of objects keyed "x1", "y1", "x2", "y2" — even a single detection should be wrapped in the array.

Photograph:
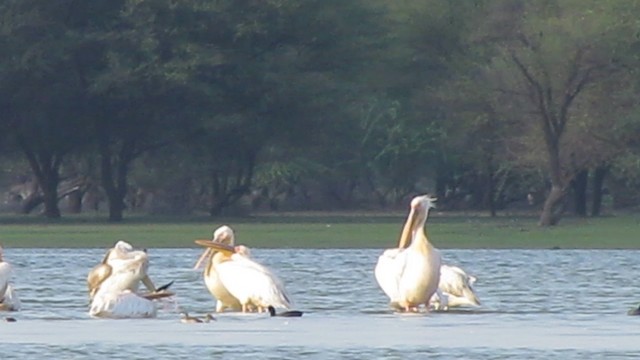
[
  {"x1": 375, "y1": 194, "x2": 441, "y2": 312},
  {"x1": 88, "y1": 242, "x2": 172, "y2": 318},
  {"x1": 194, "y1": 226, "x2": 243, "y2": 312},
  {"x1": 430, "y1": 264, "x2": 480, "y2": 310},
  {"x1": 0, "y1": 246, "x2": 21, "y2": 311},
  {"x1": 195, "y1": 232, "x2": 291, "y2": 313}
]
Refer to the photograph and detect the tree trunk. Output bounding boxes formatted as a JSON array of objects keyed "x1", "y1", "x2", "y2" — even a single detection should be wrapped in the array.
[
  {"x1": 18, "y1": 140, "x2": 62, "y2": 219},
  {"x1": 590, "y1": 165, "x2": 608, "y2": 217},
  {"x1": 98, "y1": 135, "x2": 132, "y2": 222},
  {"x1": 101, "y1": 156, "x2": 128, "y2": 222},
  {"x1": 572, "y1": 169, "x2": 588, "y2": 217},
  {"x1": 539, "y1": 184, "x2": 566, "y2": 226},
  {"x1": 67, "y1": 191, "x2": 83, "y2": 213},
  {"x1": 40, "y1": 172, "x2": 61, "y2": 218}
]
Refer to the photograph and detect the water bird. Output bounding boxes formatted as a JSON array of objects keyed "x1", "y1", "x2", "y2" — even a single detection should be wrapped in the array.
[
  {"x1": 375, "y1": 195, "x2": 441, "y2": 312},
  {"x1": 180, "y1": 312, "x2": 216, "y2": 323},
  {"x1": 4, "y1": 317, "x2": 16, "y2": 322},
  {"x1": 195, "y1": 227, "x2": 291, "y2": 313},
  {"x1": 628, "y1": 306, "x2": 640, "y2": 316},
  {"x1": 430, "y1": 264, "x2": 480, "y2": 310},
  {"x1": 193, "y1": 226, "x2": 243, "y2": 312},
  {"x1": 267, "y1": 305, "x2": 303, "y2": 317},
  {"x1": 88, "y1": 241, "x2": 174, "y2": 318},
  {"x1": 0, "y1": 245, "x2": 21, "y2": 312}
]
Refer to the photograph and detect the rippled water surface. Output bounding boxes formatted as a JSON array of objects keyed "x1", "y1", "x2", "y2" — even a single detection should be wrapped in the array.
[{"x1": 2, "y1": 248, "x2": 640, "y2": 359}]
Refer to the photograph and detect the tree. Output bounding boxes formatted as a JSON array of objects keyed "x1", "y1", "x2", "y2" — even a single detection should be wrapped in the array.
[
  {"x1": 184, "y1": 0, "x2": 386, "y2": 214},
  {"x1": 0, "y1": 0, "x2": 96, "y2": 218},
  {"x1": 89, "y1": 0, "x2": 210, "y2": 221},
  {"x1": 479, "y1": 0, "x2": 640, "y2": 225}
]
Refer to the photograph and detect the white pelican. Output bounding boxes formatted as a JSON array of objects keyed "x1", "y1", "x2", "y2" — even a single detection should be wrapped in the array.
[
  {"x1": 195, "y1": 231, "x2": 291, "y2": 313},
  {"x1": 88, "y1": 242, "x2": 172, "y2": 319},
  {"x1": 193, "y1": 226, "x2": 243, "y2": 312},
  {"x1": 0, "y1": 246, "x2": 21, "y2": 311},
  {"x1": 87, "y1": 240, "x2": 158, "y2": 300},
  {"x1": 430, "y1": 264, "x2": 480, "y2": 310},
  {"x1": 375, "y1": 194, "x2": 441, "y2": 312}
]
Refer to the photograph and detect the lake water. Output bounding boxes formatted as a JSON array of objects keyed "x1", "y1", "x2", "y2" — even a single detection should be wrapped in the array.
[{"x1": 1, "y1": 247, "x2": 640, "y2": 359}]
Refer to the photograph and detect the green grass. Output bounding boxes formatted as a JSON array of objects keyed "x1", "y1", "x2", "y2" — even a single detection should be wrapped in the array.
[{"x1": 0, "y1": 212, "x2": 638, "y2": 249}]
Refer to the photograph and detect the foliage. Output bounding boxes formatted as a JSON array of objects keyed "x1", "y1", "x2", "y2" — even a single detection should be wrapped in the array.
[{"x1": 0, "y1": 0, "x2": 639, "y2": 221}]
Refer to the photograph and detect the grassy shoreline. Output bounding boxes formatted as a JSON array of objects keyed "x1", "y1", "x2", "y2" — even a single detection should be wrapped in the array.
[{"x1": 0, "y1": 212, "x2": 638, "y2": 249}]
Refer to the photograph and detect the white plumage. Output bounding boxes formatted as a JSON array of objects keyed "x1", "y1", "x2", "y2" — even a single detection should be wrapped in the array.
[
  {"x1": 195, "y1": 226, "x2": 243, "y2": 312},
  {"x1": 431, "y1": 264, "x2": 480, "y2": 310},
  {"x1": 0, "y1": 246, "x2": 21, "y2": 311},
  {"x1": 88, "y1": 241, "x2": 163, "y2": 319},
  {"x1": 375, "y1": 195, "x2": 441, "y2": 312},
  {"x1": 216, "y1": 252, "x2": 291, "y2": 312},
  {"x1": 195, "y1": 226, "x2": 292, "y2": 313}
]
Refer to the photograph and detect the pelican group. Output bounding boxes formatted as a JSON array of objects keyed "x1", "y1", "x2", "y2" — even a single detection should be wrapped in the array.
[
  {"x1": 0, "y1": 246, "x2": 21, "y2": 312},
  {"x1": 87, "y1": 241, "x2": 173, "y2": 318},
  {"x1": 375, "y1": 195, "x2": 442, "y2": 312},
  {"x1": 194, "y1": 225, "x2": 292, "y2": 313}
]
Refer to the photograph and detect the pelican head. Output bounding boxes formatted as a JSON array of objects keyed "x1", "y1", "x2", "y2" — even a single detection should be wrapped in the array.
[
  {"x1": 398, "y1": 194, "x2": 437, "y2": 248},
  {"x1": 194, "y1": 226, "x2": 238, "y2": 270},
  {"x1": 213, "y1": 225, "x2": 235, "y2": 246},
  {"x1": 410, "y1": 194, "x2": 437, "y2": 211}
]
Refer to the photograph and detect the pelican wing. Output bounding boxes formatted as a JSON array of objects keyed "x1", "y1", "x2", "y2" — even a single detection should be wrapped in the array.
[
  {"x1": 374, "y1": 248, "x2": 408, "y2": 305},
  {"x1": 89, "y1": 291, "x2": 157, "y2": 318},
  {"x1": 438, "y1": 265, "x2": 480, "y2": 306},
  {"x1": 0, "y1": 262, "x2": 10, "y2": 298},
  {"x1": 217, "y1": 255, "x2": 291, "y2": 309},
  {"x1": 87, "y1": 263, "x2": 112, "y2": 298},
  {"x1": 1, "y1": 285, "x2": 21, "y2": 311}
]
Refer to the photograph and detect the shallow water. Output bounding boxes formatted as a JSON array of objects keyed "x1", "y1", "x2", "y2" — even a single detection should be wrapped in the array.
[{"x1": 1, "y1": 248, "x2": 640, "y2": 359}]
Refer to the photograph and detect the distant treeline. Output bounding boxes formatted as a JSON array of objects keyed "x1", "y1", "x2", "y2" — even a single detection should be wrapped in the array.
[{"x1": 0, "y1": 0, "x2": 639, "y2": 224}]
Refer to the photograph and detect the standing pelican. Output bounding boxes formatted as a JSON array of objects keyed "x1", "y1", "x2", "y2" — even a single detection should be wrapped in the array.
[
  {"x1": 375, "y1": 195, "x2": 441, "y2": 312},
  {"x1": 430, "y1": 264, "x2": 480, "y2": 310},
  {"x1": 194, "y1": 226, "x2": 243, "y2": 312},
  {"x1": 88, "y1": 242, "x2": 172, "y2": 318},
  {"x1": 0, "y1": 246, "x2": 21, "y2": 311},
  {"x1": 195, "y1": 231, "x2": 291, "y2": 313}
]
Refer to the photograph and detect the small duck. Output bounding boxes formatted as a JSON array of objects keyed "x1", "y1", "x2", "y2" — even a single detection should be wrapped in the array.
[
  {"x1": 4, "y1": 317, "x2": 17, "y2": 322},
  {"x1": 267, "y1": 305, "x2": 303, "y2": 318},
  {"x1": 180, "y1": 312, "x2": 215, "y2": 323}
]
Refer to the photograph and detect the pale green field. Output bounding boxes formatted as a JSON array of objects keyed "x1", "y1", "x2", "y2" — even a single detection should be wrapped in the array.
[{"x1": 0, "y1": 212, "x2": 638, "y2": 249}]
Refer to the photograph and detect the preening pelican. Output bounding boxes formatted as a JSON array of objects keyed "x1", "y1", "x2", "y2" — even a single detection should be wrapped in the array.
[
  {"x1": 87, "y1": 240, "x2": 157, "y2": 300},
  {"x1": 194, "y1": 226, "x2": 243, "y2": 312},
  {"x1": 430, "y1": 264, "x2": 480, "y2": 310},
  {"x1": 0, "y1": 246, "x2": 21, "y2": 312},
  {"x1": 88, "y1": 241, "x2": 173, "y2": 319},
  {"x1": 195, "y1": 229, "x2": 291, "y2": 313},
  {"x1": 375, "y1": 194, "x2": 441, "y2": 312}
]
